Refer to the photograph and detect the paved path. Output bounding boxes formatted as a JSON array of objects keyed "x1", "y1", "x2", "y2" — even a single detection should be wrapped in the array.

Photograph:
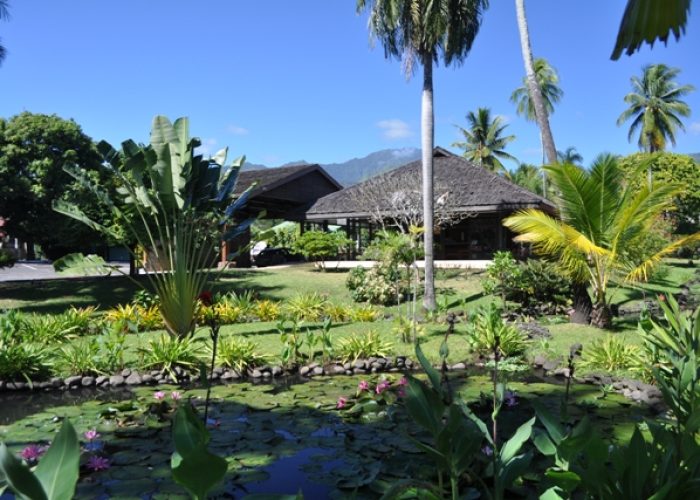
[{"x1": 0, "y1": 261, "x2": 130, "y2": 282}]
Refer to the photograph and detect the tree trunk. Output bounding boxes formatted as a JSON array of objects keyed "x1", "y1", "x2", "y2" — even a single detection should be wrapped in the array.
[
  {"x1": 590, "y1": 302, "x2": 613, "y2": 329},
  {"x1": 26, "y1": 239, "x2": 36, "y2": 261},
  {"x1": 421, "y1": 54, "x2": 436, "y2": 311},
  {"x1": 515, "y1": 0, "x2": 557, "y2": 165},
  {"x1": 570, "y1": 282, "x2": 592, "y2": 324},
  {"x1": 129, "y1": 243, "x2": 138, "y2": 277}
]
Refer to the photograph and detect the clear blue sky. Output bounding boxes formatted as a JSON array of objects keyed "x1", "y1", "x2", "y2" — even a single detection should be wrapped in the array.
[{"x1": 1, "y1": 1, "x2": 698, "y2": 168}]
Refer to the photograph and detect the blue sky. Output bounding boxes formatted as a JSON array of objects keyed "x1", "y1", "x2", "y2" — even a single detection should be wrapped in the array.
[{"x1": 1, "y1": 1, "x2": 698, "y2": 168}]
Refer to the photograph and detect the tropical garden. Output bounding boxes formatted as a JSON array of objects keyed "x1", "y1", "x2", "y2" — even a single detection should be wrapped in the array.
[{"x1": 1, "y1": 0, "x2": 700, "y2": 499}]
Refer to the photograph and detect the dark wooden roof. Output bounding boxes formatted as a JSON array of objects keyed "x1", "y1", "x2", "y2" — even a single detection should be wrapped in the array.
[
  {"x1": 305, "y1": 147, "x2": 555, "y2": 220},
  {"x1": 233, "y1": 163, "x2": 342, "y2": 197}
]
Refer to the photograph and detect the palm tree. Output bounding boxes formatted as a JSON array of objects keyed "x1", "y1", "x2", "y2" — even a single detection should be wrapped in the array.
[
  {"x1": 0, "y1": 1, "x2": 9, "y2": 66},
  {"x1": 611, "y1": 0, "x2": 691, "y2": 60},
  {"x1": 357, "y1": 0, "x2": 489, "y2": 311},
  {"x1": 557, "y1": 147, "x2": 583, "y2": 165},
  {"x1": 511, "y1": 163, "x2": 543, "y2": 195},
  {"x1": 452, "y1": 108, "x2": 517, "y2": 174},
  {"x1": 514, "y1": 0, "x2": 558, "y2": 165},
  {"x1": 504, "y1": 155, "x2": 700, "y2": 328},
  {"x1": 617, "y1": 64, "x2": 694, "y2": 154}
]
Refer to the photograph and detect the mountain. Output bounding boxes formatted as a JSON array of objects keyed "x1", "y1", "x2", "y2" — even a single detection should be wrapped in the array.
[
  {"x1": 690, "y1": 153, "x2": 700, "y2": 163},
  {"x1": 242, "y1": 148, "x2": 421, "y2": 186}
]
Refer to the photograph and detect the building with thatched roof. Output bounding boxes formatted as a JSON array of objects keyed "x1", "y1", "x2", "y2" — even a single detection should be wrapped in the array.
[{"x1": 305, "y1": 147, "x2": 555, "y2": 260}]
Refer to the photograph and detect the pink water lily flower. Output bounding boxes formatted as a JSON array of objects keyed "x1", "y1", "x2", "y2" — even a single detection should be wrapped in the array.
[
  {"x1": 153, "y1": 391, "x2": 166, "y2": 401},
  {"x1": 86, "y1": 455, "x2": 111, "y2": 471},
  {"x1": 171, "y1": 391, "x2": 182, "y2": 401},
  {"x1": 398, "y1": 377, "x2": 409, "y2": 387},
  {"x1": 358, "y1": 380, "x2": 369, "y2": 392},
  {"x1": 336, "y1": 397, "x2": 347, "y2": 409},
  {"x1": 397, "y1": 388, "x2": 406, "y2": 398},
  {"x1": 375, "y1": 380, "x2": 390, "y2": 395},
  {"x1": 20, "y1": 444, "x2": 46, "y2": 462},
  {"x1": 84, "y1": 429, "x2": 100, "y2": 441}
]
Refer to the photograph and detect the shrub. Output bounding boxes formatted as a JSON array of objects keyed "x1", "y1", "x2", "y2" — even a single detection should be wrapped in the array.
[
  {"x1": 254, "y1": 300, "x2": 281, "y2": 322},
  {"x1": 62, "y1": 306, "x2": 101, "y2": 336},
  {"x1": 346, "y1": 265, "x2": 406, "y2": 305},
  {"x1": 348, "y1": 305, "x2": 382, "y2": 323},
  {"x1": 481, "y1": 252, "x2": 571, "y2": 314},
  {"x1": 392, "y1": 316, "x2": 424, "y2": 343},
  {"x1": 0, "y1": 248, "x2": 16, "y2": 269},
  {"x1": 465, "y1": 304, "x2": 529, "y2": 358},
  {"x1": 284, "y1": 292, "x2": 328, "y2": 322},
  {"x1": 323, "y1": 302, "x2": 351, "y2": 323},
  {"x1": 0, "y1": 339, "x2": 53, "y2": 382},
  {"x1": 214, "y1": 336, "x2": 267, "y2": 372},
  {"x1": 211, "y1": 301, "x2": 243, "y2": 324},
  {"x1": 105, "y1": 304, "x2": 163, "y2": 331},
  {"x1": 58, "y1": 339, "x2": 102, "y2": 376},
  {"x1": 23, "y1": 314, "x2": 80, "y2": 343},
  {"x1": 221, "y1": 291, "x2": 256, "y2": 319},
  {"x1": 338, "y1": 331, "x2": 393, "y2": 363},
  {"x1": 132, "y1": 289, "x2": 160, "y2": 308},
  {"x1": 138, "y1": 334, "x2": 205, "y2": 381},
  {"x1": 580, "y1": 335, "x2": 644, "y2": 373},
  {"x1": 293, "y1": 230, "x2": 351, "y2": 269}
]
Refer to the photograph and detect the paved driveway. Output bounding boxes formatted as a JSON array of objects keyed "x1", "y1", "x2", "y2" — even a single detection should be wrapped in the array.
[{"x1": 0, "y1": 261, "x2": 130, "y2": 282}]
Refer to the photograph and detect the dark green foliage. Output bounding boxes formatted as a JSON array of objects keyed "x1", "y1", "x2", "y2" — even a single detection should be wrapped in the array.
[
  {"x1": 0, "y1": 340, "x2": 53, "y2": 382},
  {"x1": 0, "y1": 112, "x2": 110, "y2": 259},
  {"x1": 293, "y1": 230, "x2": 351, "y2": 267},
  {"x1": 138, "y1": 334, "x2": 205, "y2": 381},
  {"x1": 482, "y1": 252, "x2": 572, "y2": 314},
  {"x1": 0, "y1": 248, "x2": 16, "y2": 269}
]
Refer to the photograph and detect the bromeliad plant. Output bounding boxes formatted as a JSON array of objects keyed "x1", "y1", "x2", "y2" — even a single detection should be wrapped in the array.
[{"x1": 53, "y1": 116, "x2": 256, "y2": 338}]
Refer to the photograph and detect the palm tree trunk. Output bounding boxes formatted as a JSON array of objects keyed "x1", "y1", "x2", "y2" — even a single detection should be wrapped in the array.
[
  {"x1": 515, "y1": 0, "x2": 557, "y2": 165},
  {"x1": 570, "y1": 282, "x2": 592, "y2": 324},
  {"x1": 421, "y1": 52, "x2": 436, "y2": 311}
]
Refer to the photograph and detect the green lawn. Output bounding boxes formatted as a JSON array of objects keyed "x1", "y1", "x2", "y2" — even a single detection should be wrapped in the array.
[{"x1": 3, "y1": 261, "x2": 695, "y2": 375}]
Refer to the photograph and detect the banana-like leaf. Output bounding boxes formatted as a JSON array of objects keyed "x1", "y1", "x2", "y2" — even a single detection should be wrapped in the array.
[
  {"x1": 52, "y1": 253, "x2": 113, "y2": 276},
  {"x1": 414, "y1": 343, "x2": 441, "y2": 392},
  {"x1": 500, "y1": 417, "x2": 535, "y2": 463},
  {"x1": 34, "y1": 420, "x2": 80, "y2": 500},
  {"x1": 53, "y1": 200, "x2": 122, "y2": 241}
]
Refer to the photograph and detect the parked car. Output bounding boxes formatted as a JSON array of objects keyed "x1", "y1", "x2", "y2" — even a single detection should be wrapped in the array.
[{"x1": 253, "y1": 248, "x2": 299, "y2": 267}]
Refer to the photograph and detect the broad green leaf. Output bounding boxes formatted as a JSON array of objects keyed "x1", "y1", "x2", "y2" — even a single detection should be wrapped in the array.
[
  {"x1": 34, "y1": 420, "x2": 80, "y2": 500},
  {"x1": 539, "y1": 486, "x2": 566, "y2": 500},
  {"x1": 52, "y1": 253, "x2": 112, "y2": 276},
  {"x1": 532, "y1": 429, "x2": 557, "y2": 457},
  {"x1": 500, "y1": 417, "x2": 535, "y2": 463},
  {"x1": 0, "y1": 443, "x2": 48, "y2": 500},
  {"x1": 545, "y1": 470, "x2": 581, "y2": 493},
  {"x1": 172, "y1": 405, "x2": 209, "y2": 458},
  {"x1": 404, "y1": 377, "x2": 444, "y2": 436},
  {"x1": 532, "y1": 400, "x2": 564, "y2": 443},
  {"x1": 414, "y1": 343, "x2": 441, "y2": 393},
  {"x1": 172, "y1": 446, "x2": 227, "y2": 500}
]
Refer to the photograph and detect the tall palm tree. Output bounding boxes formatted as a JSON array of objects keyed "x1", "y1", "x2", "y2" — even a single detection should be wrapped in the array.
[
  {"x1": 357, "y1": 0, "x2": 489, "y2": 311},
  {"x1": 514, "y1": 0, "x2": 558, "y2": 165},
  {"x1": 557, "y1": 147, "x2": 583, "y2": 165},
  {"x1": 452, "y1": 108, "x2": 517, "y2": 174},
  {"x1": 511, "y1": 163, "x2": 543, "y2": 195},
  {"x1": 511, "y1": 57, "x2": 563, "y2": 165},
  {"x1": 0, "y1": 1, "x2": 9, "y2": 66},
  {"x1": 504, "y1": 155, "x2": 700, "y2": 328},
  {"x1": 617, "y1": 64, "x2": 694, "y2": 153}
]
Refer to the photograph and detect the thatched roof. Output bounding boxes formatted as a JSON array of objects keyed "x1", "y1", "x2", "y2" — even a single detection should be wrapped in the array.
[
  {"x1": 233, "y1": 163, "x2": 342, "y2": 197},
  {"x1": 305, "y1": 147, "x2": 555, "y2": 220}
]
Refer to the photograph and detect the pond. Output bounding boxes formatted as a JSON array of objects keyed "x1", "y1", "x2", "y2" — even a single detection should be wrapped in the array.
[{"x1": 0, "y1": 369, "x2": 653, "y2": 499}]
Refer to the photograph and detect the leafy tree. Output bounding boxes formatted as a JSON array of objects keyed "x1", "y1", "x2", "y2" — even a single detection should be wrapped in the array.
[
  {"x1": 0, "y1": 112, "x2": 110, "y2": 260},
  {"x1": 514, "y1": 0, "x2": 558, "y2": 165},
  {"x1": 452, "y1": 107, "x2": 517, "y2": 174},
  {"x1": 611, "y1": 0, "x2": 691, "y2": 60},
  {"x1": 617, "y1": 64, "x2": 694, "y2": 153},
  {"x1": 557, "y1": 147, "x2": 583, "y2": 165},
  {"x1": 510, "y1": 163, "x2": 543, "y2": 196},
  {"x1": 294, "y1": 230, "x2": 351, "y2": 270},
  {"x1": 356, "y1": 0, "x2": 489, "y2": 310},
  {"x1": 618, "y1": 152, "x2": 700, "y2": 234},
  {"x1": 504, "y1": 154, "x2": 700, "y2": 328}
]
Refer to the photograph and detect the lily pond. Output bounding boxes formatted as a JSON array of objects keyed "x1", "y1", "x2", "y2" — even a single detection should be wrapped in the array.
[{"x1": 0, "y1": 372, "x2": 652, "y2": 499}]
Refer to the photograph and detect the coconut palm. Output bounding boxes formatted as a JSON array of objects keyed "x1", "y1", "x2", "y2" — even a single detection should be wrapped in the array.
[
  {"x1": 557, "y1": 147, "x2": 583, "y2": 165},
  {"x1": 357, "y1": 0, "x2": 489, "y2": 311},
  {"x1": 611, "y1": 0, "x2": 691, "y2": 60},
  {"x1": 514, "y1": 0, "x2": 558, "y2": 165},
  {"x1": 617, "y1": 64, "x2": 694, "y2": 154},
  {"x1": 511, "y1": 163, "x2": 543, "y2": 195},
  {"x1": 452, "y1": 108, "x2": 517, "y2": 174},
  {"x1": 0, "y1": 1, "x2": 9, "y2": 66},
  {"x1": 504, "y1": 154, "x2": 700, "y2": 328}
]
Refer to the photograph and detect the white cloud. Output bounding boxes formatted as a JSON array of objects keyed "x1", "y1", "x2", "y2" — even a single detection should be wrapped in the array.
[
  {"x1": 376, "y1": 119, "x2": 413, "y2": 140},
  {"x1": 227, "y1": 124, "x2": 249, "y2": 136},
  {"x1": 690, "y1": 121, "x2": 700, "y2": 135},
  {"x1": 196, "y1": 138, "x2": 218, "y2": 157}
]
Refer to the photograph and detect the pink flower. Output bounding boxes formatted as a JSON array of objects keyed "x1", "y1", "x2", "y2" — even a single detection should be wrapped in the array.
[
  {"x1": 154, "y1": 391, "x2": 165, "y2": 401},
  {"x1": 83, "y1": 429, "x2": 100, "y2": 441},
  {"x1": 86, "y1": 455, "x2": 111, "y2": 472},
  {"x1": 358, "y1": 380, "x2": 369, "y2": 392},
  {"x1": 336, "y1": 397, "x2": 347, "y2": 409},
  {"x1": 398, "y1": 377, "x2": 409, "y2": 387},
  {"x1": 397, "y1": 388, "x2": 406, "y2": 398},
  {"x1": 375, "y1": 381, "x2": 390, "y2": 395},
  {"x1": 170, "y1": 391, "x2": 182, "y2": 401},
  {"x1": 20, "y1": 445, "x2": 46, "y2": 462}
]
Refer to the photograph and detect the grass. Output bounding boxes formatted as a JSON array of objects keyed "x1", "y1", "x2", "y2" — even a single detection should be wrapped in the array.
[{"x1": 1, "y1": 261, "x2": 696, "y2": 374}]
